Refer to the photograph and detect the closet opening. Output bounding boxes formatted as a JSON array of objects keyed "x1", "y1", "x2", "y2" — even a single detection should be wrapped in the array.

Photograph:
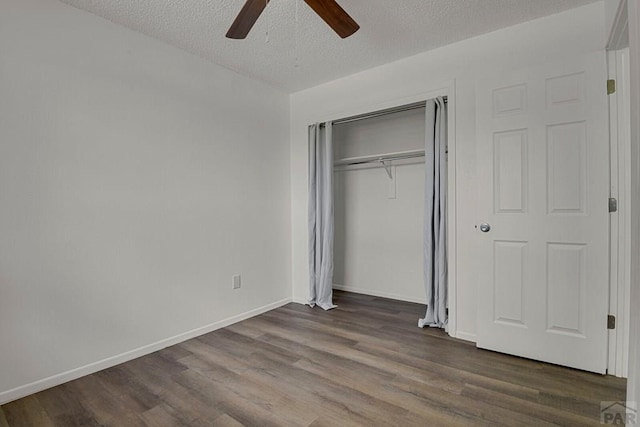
[{"x1": 308, "y1": 97, "x2": 450, "y2": 330}]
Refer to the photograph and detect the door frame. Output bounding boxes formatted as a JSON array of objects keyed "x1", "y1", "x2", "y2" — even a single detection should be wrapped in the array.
[
  {"x1": 628, "y1": 0, "x2": 640, "y2": 407},
  {"x1": 311, "y1": 80, "x2": 459, "y2": 337},
  {"x1": 607, "y1": 48, "x2": 632, "y2": 378}
]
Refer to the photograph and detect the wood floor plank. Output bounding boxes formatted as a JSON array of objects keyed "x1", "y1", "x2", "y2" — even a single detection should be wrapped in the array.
[
  {"x1": 139, "y1": 403, "x2": 190, "y2": 427},
  {"x1": 1, "y1": 397, "x2": 54, "y2": 427},
  {"x1": 290, "y1": 350, "x2": 483, "y2": 425},
  {"x1": 93, "y1": 367, "x2": 161, "y2": 414},
  {"x1": 179, "y1": 355, "x2": 319, "y2": 426},
  {"x1": 211, "y1": 413, "x2": 247, "y2": 427},
  {"x1": 1, "y1": 290, "x2": 627, "y2": 426},
  {"x1": 117, "y1": 360, "x2": 224, "y2": 426},
  {"x1": 174, "y1": 369, "x2": 285, "y2": 427},
  {"x1": 0, "y1": 407, "x2": 8, "y2": 427},
  {"x1": 241, "y1": 362, "x2": 410, "y2": 426},
  {"x1": 35, "y1": 382, "x2": 102, "y2": 426},
  {"x1": 64, "y1": 374, "x2": 147, "y2": 427},
  {"x1": 461, "y1": 383, "x2": 602, "y2": 426}
]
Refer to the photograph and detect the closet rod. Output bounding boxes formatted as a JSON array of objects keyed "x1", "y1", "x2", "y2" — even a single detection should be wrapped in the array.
[
  {"x1": 322, "y1": 97, "x2": 447, "y2": 127},
  {"x1": 334, "y1": 149, "x2": 425, "y2": 167}
]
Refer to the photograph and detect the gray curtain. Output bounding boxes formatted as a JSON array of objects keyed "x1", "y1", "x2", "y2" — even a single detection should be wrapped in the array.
[
  {"x1": 308, "y1": 123, "x2": 337, "y2": 310},
  {"x1": 419, "y1": 97, "x2": 448, "y2": 328}
]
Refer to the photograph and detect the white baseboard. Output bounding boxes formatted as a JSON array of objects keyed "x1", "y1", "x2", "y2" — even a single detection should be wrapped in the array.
[
  {"x1": 333, "y1": 284, "x2": 427, "y2": 305},
  {"x1": 0, "y1": 297, "x2": 291, "y2": 405},
  {"x1": 453, "y1": 331, "x2": 477, "y2": 343},
  {"x1": 292, "y1": 296, "x2": 308, "y2": 305}
]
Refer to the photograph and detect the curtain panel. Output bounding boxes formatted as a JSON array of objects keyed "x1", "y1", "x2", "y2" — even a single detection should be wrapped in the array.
[
  {"x1": 419, "y1": 97, "x2": 448, "y2": 328},
  {"x1": 308, "y1": 123, "x2": 337, "y2": 310}
]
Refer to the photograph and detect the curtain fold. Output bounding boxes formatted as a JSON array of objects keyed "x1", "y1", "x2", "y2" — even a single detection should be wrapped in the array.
[
  {"x1": 419, "y1": 97, "x2": 448, "y2": 329},
  {"x1": 308, "y1": 123, "x2": 337, "y2": 310}
]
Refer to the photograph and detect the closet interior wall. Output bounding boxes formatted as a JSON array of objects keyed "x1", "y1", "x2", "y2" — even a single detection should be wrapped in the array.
[{"x1": 333, "y1": 107, "x2": 428, "y2": 303}]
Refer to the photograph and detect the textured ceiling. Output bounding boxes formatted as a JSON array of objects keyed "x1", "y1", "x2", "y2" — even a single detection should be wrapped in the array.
[{"x1": 58, "y1": 0, "x2": 600, "y2": 92}]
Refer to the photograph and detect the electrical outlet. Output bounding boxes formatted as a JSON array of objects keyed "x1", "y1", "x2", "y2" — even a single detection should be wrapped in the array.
[{"x1": 232, "y1": 274, "x2": 241, "y2": 290}]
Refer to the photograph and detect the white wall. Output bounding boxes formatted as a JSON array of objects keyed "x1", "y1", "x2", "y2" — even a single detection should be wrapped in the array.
[
  {"x1": 290, "y1": 3, "x2": 606, "y2": 341},
  {"x1": 606, "y1": 0, "x2": 626, "y2": 40},
  {"x1": 333, "y1": 109, "x2": 426, "y2": 303},
  {"x1": 0, "y1": 0, "x2": 291, "y2": 402}
]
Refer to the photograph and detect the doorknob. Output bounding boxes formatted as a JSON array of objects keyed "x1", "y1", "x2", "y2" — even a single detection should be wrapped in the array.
[{"x1": 479, "y1": 223, "x2": 491, "y2": 233}]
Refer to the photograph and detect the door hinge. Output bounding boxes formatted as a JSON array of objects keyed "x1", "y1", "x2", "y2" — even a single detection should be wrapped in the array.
[
  {"x1": 607, "y1": 79, "x2": 616, "y2": 95},
  {"x1": 609, "y1": 197, "x2": 618, "y2": 213},
  {"x1": 608, "y1": 315, "x2": 616, "y2": 330}
]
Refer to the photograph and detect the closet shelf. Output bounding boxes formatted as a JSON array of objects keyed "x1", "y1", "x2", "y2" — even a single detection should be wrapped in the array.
[{"x1": 334, "y1": 149, "x2": 426, "y2": 167}]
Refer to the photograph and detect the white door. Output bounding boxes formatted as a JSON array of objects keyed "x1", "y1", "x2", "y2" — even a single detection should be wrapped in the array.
[{"x1": 476, "y1": 52, "x2": 610, "y2": 374}]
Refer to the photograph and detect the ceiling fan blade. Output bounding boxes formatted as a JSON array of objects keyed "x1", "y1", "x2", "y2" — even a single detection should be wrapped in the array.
[
  {"x1": 226, "y1": 0, "x2": 270, "y2": 39},
  {"x1": 303, "y1": 0, "x2": 359, "y2": 39}
]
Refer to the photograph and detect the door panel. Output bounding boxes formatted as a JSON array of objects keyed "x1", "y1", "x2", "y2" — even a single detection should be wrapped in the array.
[{"x1": 476, "y1": 52, "x2": 609, "y2": 373}]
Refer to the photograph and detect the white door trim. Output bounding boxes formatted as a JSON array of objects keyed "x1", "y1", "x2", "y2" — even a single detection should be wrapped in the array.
[
  {"x1": 625, "y1": 0, "x2": 640, "y2": 407},
  {"x1": 607, "y1": 48, "x2": 632, "y2": 378}
]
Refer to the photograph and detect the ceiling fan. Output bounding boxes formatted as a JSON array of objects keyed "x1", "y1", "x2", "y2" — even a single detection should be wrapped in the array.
[{"x1": 226, "y1": 0, "x2": 360, "y2": 39}]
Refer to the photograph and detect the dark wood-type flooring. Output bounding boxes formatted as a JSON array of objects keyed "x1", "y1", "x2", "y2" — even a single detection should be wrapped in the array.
[{"x1": 1, "y1": 291, "x2": 627, "y2": 426}]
